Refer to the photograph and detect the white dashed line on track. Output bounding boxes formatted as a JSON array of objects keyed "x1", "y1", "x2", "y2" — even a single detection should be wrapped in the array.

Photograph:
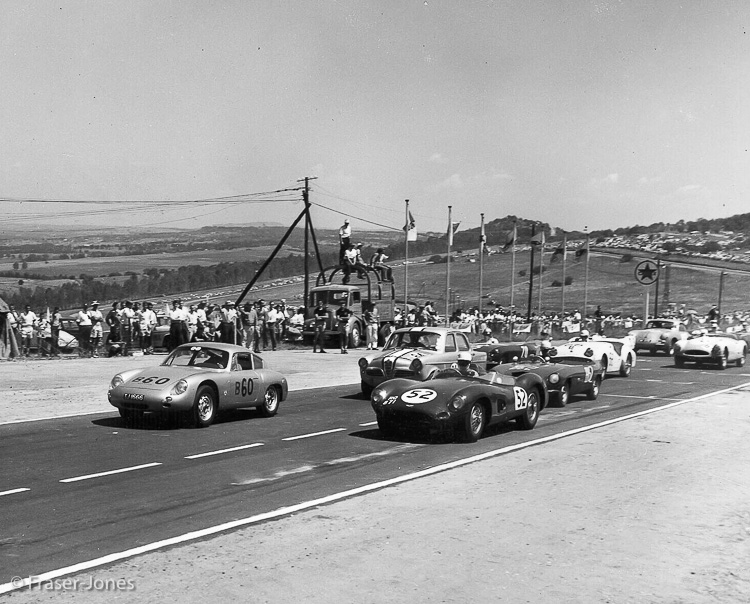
[
  {"x1": 60, "y1": 463, "x2": 163, "y2": 483},
  {"x1": 281, "y1": 428, "x2": 347, "y2": 441},
  {"x1": 601, "y1": 393, "x2": 683, "y2": 401},
  {"x1": 0, "y1": 488, "x2": 30, "y2": 497},
  {"x1": 185, "y1": 443, "x2": 264, "y2": 459},
  {"x1": 359, "y1": 421, "x2": 378, "y2": 427}
]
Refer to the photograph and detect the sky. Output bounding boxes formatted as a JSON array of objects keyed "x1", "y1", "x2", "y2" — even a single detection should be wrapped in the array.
[{"x1": 0, "y1": 1, "x2": 748, "y2": 238}]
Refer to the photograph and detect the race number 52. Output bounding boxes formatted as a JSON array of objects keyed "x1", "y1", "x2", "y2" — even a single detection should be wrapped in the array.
[{"x1": 513, "y1": 386, "x2": 528, "y2": 411}]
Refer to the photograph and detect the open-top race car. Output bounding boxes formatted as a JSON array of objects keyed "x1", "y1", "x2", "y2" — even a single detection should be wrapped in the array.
[
  {"x1": 473, "y1": 341, "x2": 537, "y2": 368},
  {"x1": 494, "y1": 353, "x2": 605, "y2": 406},
  {"x1": 358, "y1": 327, "x2": 487, "y2": 397},
  {"x1": 672, "y1": 331, "x2": 747, "y2": 369},
  {"x1": 108, "y1": 342, "x2": 288, "y2": 427},
  {"x1": 559, "y1": 333, "x2": 636, "y2": 378},
  {"x1": 628, "y1": 318, "x2": 689, "y2": 356},
  {"x1": 370, "y1": 355, "x2": 547, "y2": 442}
]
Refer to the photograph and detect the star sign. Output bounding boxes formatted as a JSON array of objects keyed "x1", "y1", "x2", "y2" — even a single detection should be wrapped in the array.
[{"x1": 635, "y1": 261, "x2": 658, "y2": 284}]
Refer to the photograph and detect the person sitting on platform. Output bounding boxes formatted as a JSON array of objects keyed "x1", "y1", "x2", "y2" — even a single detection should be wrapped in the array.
[{"x1": 369, "y1": 248, "x2": 392, "y2": 281}]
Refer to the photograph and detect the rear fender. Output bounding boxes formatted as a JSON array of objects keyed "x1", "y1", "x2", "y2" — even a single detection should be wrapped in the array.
[{"x1": 513, "y1": 373, "x2": 548, "y2": 410}]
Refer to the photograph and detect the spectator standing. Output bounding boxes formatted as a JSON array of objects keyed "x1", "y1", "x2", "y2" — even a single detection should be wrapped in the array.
[
  {"x1": 369, "y1": 248, "x2": 392, "y2": 281},
  {"x1": 8, "y1": 305, "x2": 20, "y2": 343},
  {"x1": 88, "y1": 301, "x2": 104, "y2": 357},
  {"x1": 258, "y1": 300, "x2": 270, "y2": 350},
  {"x1": 49, "y1": 307, "x2": 62, "y2": 357},
  {"x1": 335, "y1": 299, "x2": 353, "y2": 354},
  {"x1": 220, "y1": 301, "x2": 238, "y2": 344},
  {"x1": 19, "y1": 305, "x2": 38, "y2": 357},
  {"x1": 75, "y1": 303, "x2": 92, "y2": 357},
  {"x1": 339, "y1": 219, "x2": 351, "y2": 263},
  {"x1": 313, "y1": 300, "x2": 328, "y2": 353},
  {"x1": 140, "y1": 302, "x2": 157, "y2": 354},
  {"x1": 120, "y1": 300, "x2": 135, "y2": 355},
  {"x1": 168, "y1": 299, "x2": 189, "y2": 350},
  {"x1": 364, "y1": 302, "x2": 379, "y2": 350},
  {"x1": 131, "y1": 302, "x2": 143, "y2": 350},
  {"x1": 106, "y1": 302, "x2": 121, "y2": 344},
  {"x1": 287, "y1": 307, "x2": 305, "y2": 341},
  {"x1": 187, "y1": 304, "x2": 199, "y2": 342},
  {"x1": 36, "y1": 311, "x2": 51, "y2": 357},
  {"x1": 240, "y1": 302, "x2": 258, "y2": 351},
  {"x1": 265, "y1": 304, "x2": 284, "y2": 351},
  {"x1": 342, "y1": 243, "x2": 358, "y2": 284}
]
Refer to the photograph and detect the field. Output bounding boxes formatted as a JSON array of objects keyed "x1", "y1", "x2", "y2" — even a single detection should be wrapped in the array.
[{"x1": 4, "y1": 243, "x2": 750, "y2": 319}]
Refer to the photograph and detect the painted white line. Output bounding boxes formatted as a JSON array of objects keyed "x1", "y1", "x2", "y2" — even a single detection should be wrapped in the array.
[
  {"x1": 359, "y1": 421, "x2": 378, "y2": 427},
  {"x1": 645, "y1": 379, "x2": 664, "y2": 382},
  {"x1": 60, "y1": 463, "x2": 162, "y2": 483},
  {"x1": 0, "y1": 410, "x2": 115, "y2": 426},
  {"x1": 4, "y1": 381, "x2": 750, "y2": 596},
  {"x1": 0, "y1": 488, "x2": 30, "y2": 497},
  {"x1": 185, "y1": 443, "x2": 264, "y2": 459},
  {"x1": 601, "y1": 393, "x2": 683, "y2": 401},
  {"x1": 672, "y1": 382, "x2": 695, "y2": 385},
  {"x1": 282, "y1": 428, "x2": 346, "y2": 441}
]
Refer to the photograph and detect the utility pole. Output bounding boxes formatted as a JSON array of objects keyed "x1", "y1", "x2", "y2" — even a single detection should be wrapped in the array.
[
  {"x1": 299, "y1": 176, "x2": 317, "y2": 308},
  {"x1": 527, "y1": 223, "x2": 535, "y2": 321}
]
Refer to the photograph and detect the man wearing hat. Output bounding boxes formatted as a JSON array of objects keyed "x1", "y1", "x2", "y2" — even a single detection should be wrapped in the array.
[
  {"x1": 120, "y1": 300, "x2": 135, "y2": 355},
  {"x1": 88, "y1": 301, "x2": 104, "y2": 357},
  {"x1": 75, "y1": 302, "x2": 92, "y2": 357},
  {"x1": 169, "y1": 299, "x2": 189, "y2": 351},
  {"x1": 140, "y1": 302, "x2": 157, "y2": 354},
  {"x1": 220, "y1": 300, "x2": 239, "y2": 344},
  {"x1": 353, "y1": 243, "x2": 368, "y2": 279},
  {"x1": 339, "y1": 218, "x2": 351, "y2": 263}
]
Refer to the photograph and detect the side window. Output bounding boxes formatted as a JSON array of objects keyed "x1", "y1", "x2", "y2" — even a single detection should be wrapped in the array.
[
  {"x1": 456, "y1": 334, "x2": 470, "y2": 351},
  {"x1": 236, "y1": 353, "x2": 254, "y2": 371},
  {"x1": 444, "y1": 334, "x2": 456, "y2": 353},
  {"x1": 352, "y1": 291, "x2": 360, "y2": 304}
]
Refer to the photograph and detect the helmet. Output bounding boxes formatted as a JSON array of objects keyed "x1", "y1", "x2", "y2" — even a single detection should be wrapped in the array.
[
  {"x1": 457, "y1": 351, "x2": 472, "y2": 363},
  {"x1": 483, "y1": 328, "x2": 492, "y2": 336},
  {"x1": 580, "y1": 329, "x2": 590, "y2": 337}
]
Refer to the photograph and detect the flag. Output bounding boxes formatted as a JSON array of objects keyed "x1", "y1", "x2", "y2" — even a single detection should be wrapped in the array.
[
  {"x1": 403, "y1": 211, "x2": 417, "y2": 242},
  {"x1": 575, "y1": 247, "x2": 588, "y2": 261},
  {"x1": 479, "y1": 222, "x2": 486, "y2": 245},
  {"x1": 530, "y1": 232, "x2": 545, "y2": 246},
  {"x1": 447, "y1": 221, "x2": 460, "y2": 246},
  {"x1": 550, "y1": 245, "x2": 565, "y2": 262},
  {"x1": 502, "y1": 223, "x2": 516, "y2": 251}
]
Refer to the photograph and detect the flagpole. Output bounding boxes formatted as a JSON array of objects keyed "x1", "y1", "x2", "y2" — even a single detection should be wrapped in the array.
[
  {"x1": 583, "y1": 228, "x2": 590, "y2": 319},
  {"x1": 509, "y1": 220, "x2": 517, "y2": 310},
  {"x1": 537, "y1": 228, "x2": 545, "y2": 316},
  {"x1": 445, "y1": 205, "x2": 452, "y2": 326},
  {"x1": 561, "y1": 232, "x2": 567, "y2": 316},
  {"x1": 478, "y1": 213, "x2": 485, "y2": 316},
  {"x1": 404, "y1": 199, "x2": 409, "y2": 309}
]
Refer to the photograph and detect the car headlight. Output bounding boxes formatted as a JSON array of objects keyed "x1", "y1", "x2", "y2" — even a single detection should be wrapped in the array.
[
  {"x1": 171, "y1": 379, "x2": 188, "y2": 396},
  {"x1": 448, "y1": 393, "x2": 468, "y2": 411},
  {"x1": 548, "y1": 373, "x2": 560, "y2": 385},
  {"x1": 358, "y1": 357, "x2": 369, "y2": 370},
  {"x1": 109, "y1": 374, "x2": 124, "y2": 390},
  {"x1": 410, "y1": 358, "x2": 423, "y2": 373},
  {"x1": 372, "y1": 387, "x2": 388, "y2": 405}
]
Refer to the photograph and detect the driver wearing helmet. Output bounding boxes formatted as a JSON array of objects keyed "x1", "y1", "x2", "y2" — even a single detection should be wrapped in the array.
[
  {"x1": 539, "y1": 329, "x2": 553, "y2": 357},
  {"x1": 453, "y1": 351, "x2": 480, "y2": 377},
  {"x1": 577, "y1": 329, "x2": 591, "y2": 342},
  {"x1": 482, "y1": 327, "x2": 499, "y2": 345}
]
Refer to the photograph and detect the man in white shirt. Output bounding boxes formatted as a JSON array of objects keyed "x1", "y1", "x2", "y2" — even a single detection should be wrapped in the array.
[
  {"x1": 19, "y1": 305, "x2": 38, "y2": 357},
  {"x1": 75, "y1": 303, "x2": 93, "y2": 357},
  {"x1": 140, "y1": 302, "x2": 158, "y2": 354},
  {"x1": 220, "y1": 301, "x2": 239, "y2": 344},
  {"x1": 339, "y1": 219, "x2": 351, "y2": 263},
  {"x1": 88, "y1": 301, "x2": 104, "y2": 357}
]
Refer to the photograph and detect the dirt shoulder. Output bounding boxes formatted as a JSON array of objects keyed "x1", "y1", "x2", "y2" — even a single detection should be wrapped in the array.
[{"x1": 3, "y1": 356, "x2": 750, "y2": 602}]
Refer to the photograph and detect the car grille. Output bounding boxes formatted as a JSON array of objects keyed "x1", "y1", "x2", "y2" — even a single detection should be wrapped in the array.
[
  {"x1": 394, "y1": 370, "x2": 414, "y2": 378},
  {"x1": 366, "y1": 368, "x2": 385, "y2": 377},
  {"x1": 684, "y1": 350, "x2": 710, "y2": 357}
]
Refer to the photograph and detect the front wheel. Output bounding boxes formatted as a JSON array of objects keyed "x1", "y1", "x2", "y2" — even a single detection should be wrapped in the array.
[
  {"x1": 587, "y1": 376, "x2": 601, "y2": 400},
  {"x1": 717, "y1": 351, "x2": 728, "y2": 370},
  {"x1": 517, "y1": 389, "x2": 541, "y2": 430},
  {"x1": 737, "y1": 354, "x2": 746, "y2": 368},
  {"x1": 377, "y1": 417, "x2": 396, "y2": 437},
  {"x1": 190, "y1": 385, "x2": 217, "y2": 428},
  {"x1": 260, "y1": 386, "x2": 280, "y2": 417},
  {"x1": 619, "y1": 358, "x2": 632, "y2": 377},
  {"x1": 460, "y1": 401, "x2": 487, "y2": 442},
  {"x1": 600, "y1": 356, "x2": 608, "y2": 379},
  {"x1": 555, "y1": 381, "x2": 570, "y2": 407},
  {"x1": 349, "y1": 323, "x2": 362, "y2": 349}
]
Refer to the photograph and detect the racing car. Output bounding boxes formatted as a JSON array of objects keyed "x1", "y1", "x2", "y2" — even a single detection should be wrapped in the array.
[
  {"x1": 108, "y1": 342, "x2": 288, "y2": 427},
  {"x1": 560, "y1": 333, "x2": 636, "y2": 378},
  {"x1": 494, "y1": 353, "x2": 605, "y2": 406},
  {"x1": 370, "y1": 362, "x2": 547, "y2": 442},
  {"x1": 673, "y1": 331, "x2": 747, "y2": 369},
  {"x1": 358, "y1": 327, "x2": 487, "y2": 397},
  {"x1": 473, "y1": 341, "x2": 537, "y2": 368},
  {"x1": 628, "y1": 318, "x2": 689, "y2": 356}
]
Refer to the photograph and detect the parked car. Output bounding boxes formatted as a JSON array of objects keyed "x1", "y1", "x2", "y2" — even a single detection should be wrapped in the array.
[{"x1": 673, "y1": 331, "x2": 747, "y2": 369}]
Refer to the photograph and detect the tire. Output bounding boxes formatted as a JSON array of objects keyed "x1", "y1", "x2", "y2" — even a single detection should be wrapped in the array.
[
  {"x1": 619, "y1": 357, "x2": 631, "y2": 377},
  {"x1": 349, "y1": 323, "x2": 362, "y2": 349},
  {"x1": 260, "y1": 385, "x2": 280, "y2": 417},
  {"x1": 738, "y1": 353, "x2": 746, "y2": 367},
  {"x1": 600, "y1": 356, "x2": 608, "y2": 379},
  {"x1": 517, "y1": 389, "x2": 541, "y2": 430},
  {"x1": 675, "y1": 356, "x2": 685, "y2": 368},
  {"x1": 190, "y1": 385, "x2": 217, "y2": 428},
  {"x1": 667, "y1": 341, "x2": 676, "y2": 356},
  {"x1": 461, "y1": 401, "x2": 487, "y2": 442},
  {"x1": 717, "y1": 351, "x2": 728, "y2": 370},
  {"x1": 118, "y1": 408, "x2": 143, "y2": 427},
  {"x1": 555, "y1": 381, "x2": 570, "y2": 407},
  {"x1": 587, "y1": 376, "x2": 601, "y2": 400},
  {"x1": 361, "y1": 381, "x2": 373, "y2": 399}
]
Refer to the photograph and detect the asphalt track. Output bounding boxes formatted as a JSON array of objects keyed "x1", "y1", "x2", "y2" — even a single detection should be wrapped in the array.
[{"x1": 2, "y1": 353, "x2": 749, "y2": 593}]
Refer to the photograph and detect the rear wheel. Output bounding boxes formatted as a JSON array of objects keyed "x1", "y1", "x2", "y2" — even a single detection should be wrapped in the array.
[
  {"x1": 600, "y1": 356, "x2": 608, "y2": 379},
  {"x1": 349, "y1": 323, "x2": 362, "y2": 349},
  {"x1": 619, "y1": 357, "x2": 632, "y2": 377},
  {"x1": 190, "y1": 385, "x2": 217, "y2": 428},
  {"x1": 556, "y1": 381, "x2": 570, "y2": 407},
  {"x1": 260, "y1": 386, "x2": 280, "y2": 417},
  {"x1": 717, "y1": 351, "x2": 728, "y2": 370},
  {"x1": 738, "y1": 353, "x2": 746, "y2": 367},
  {"x1": 517, "y1": 389, "x2": 540, "y2": 430},
  {"x1": 461, "y1": 401, "x2": 487, "y2": 442},
  {"x1": 587, "y1": 376, "x2": 601, "y2": 400}
]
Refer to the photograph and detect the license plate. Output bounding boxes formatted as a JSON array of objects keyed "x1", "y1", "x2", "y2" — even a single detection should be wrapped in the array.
[{"x1": 124, "y1": 393, "x2": 145, "y2": 401}]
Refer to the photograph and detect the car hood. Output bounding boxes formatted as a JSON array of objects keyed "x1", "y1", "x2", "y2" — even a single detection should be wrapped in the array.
[
  {"x1": 372, "y1": 348, "x2": 438, "y2": 366},
  {"x1": 119, "y1": 365, "x2": 222, "y2": 390}
]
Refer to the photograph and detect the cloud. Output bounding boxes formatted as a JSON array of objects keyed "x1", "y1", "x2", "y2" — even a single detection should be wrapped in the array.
[
  {"x1": 429, "y1": 153, "x2": 448, "y2": 164},
  {"x1": 675, "y1": 184, "x2": 704, "y2": 195},
  {"x1": 637, "y1": 176, "x2": 663, "y2": 185},
  {"x1": 437, "y1": 173, "x2": 463, "y2": 189},
  {"x1": 587, "y1": 173, "x2": 620, "y2": 189}
]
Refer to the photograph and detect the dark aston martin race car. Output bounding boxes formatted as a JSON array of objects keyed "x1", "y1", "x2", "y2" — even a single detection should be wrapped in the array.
[
  {"x1": 493, "y1": 354, "x2": 605, "y2": 406},
  {"x1": 472, "y1": 341, "x2": 537, "y2": 368},
  {"x1": 370, "y1": 367, "x2": 547, "y2": 442},
  {"x1": 108, "y1": 342, "x2": 288, "y2": 427}
]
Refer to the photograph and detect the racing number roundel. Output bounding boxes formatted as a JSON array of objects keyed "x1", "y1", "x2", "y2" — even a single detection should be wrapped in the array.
[
  {"x1": 634, "y1": 260, "x2": 659, "y2": 286},
  {"x1": 400, "y1": 388, "x2": 437, "y2": 404}
]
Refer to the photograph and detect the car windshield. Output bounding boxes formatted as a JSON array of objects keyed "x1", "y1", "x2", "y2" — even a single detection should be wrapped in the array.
[
  {"x1": 689, "y1": 332, "x2": 735, "y2": 340},
  {"x1": 551, "y1": 356, "x2": 592, "y2": 365},
  {"x1": 384, "y1": 331, "x2": 441, "y2": 350},
  {"x1": 513, "y1": 355, "x2": 547, "y2": 365},
  {"x1": 646, "y1": 320, "x2": 674, "y2": 329},
  {"x1": 162, "y1": 346, "x2": 229, "y2": 369}
]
